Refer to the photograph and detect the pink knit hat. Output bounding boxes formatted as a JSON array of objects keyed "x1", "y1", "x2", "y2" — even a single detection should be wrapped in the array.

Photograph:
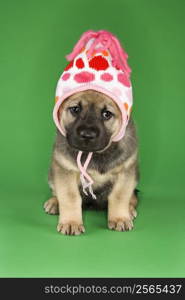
[{"x1": 53, "y1": 30, "x2": 133, "y2": 198}]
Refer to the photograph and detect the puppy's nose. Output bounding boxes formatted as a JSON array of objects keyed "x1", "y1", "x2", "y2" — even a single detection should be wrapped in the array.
[{"x1": 78, "y1": 127, "x2": 99, "y2": 140}]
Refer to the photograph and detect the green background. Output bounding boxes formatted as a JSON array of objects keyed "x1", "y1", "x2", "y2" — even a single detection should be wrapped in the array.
[{"x1": 0, "y1": 0, "x2": 185, "y2": 277}]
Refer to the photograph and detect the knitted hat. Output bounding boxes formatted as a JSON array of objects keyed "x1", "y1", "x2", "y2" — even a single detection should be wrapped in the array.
[
  {"x1": 53, "y1": 30, "x2": 133, "y2": 141},
  {"x1": 53, "y1": 30, "x2": 133, "y2": 198}
]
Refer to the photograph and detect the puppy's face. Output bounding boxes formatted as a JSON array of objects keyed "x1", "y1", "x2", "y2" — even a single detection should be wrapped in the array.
[{"x1": 59, "y1": 90, "x2": 122, "y2": 152}]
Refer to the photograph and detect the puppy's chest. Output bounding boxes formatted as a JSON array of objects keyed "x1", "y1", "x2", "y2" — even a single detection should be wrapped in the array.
[
  {"x1": 80, "y1": 169, "x2": 114, "y2": 210},
  {"x1": 88, "y1": 169, "x2": 114, "y2": 188},
  {"x1": 55, "y1": 150, "x2": 115, "y2": 186}
]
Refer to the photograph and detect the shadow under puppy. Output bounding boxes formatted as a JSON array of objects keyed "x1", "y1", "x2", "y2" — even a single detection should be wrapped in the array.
[{"x1": 44, "y1": 30, "x2": 139, "y2": 235}]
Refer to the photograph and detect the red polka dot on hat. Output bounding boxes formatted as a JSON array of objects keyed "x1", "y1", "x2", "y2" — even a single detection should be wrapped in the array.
[
  {"x1": 76, "y1": 58, "x2": 84, "y2": 69},
  {"x1": 89, "y1": 55, "x2": 109, "y2": 71}
]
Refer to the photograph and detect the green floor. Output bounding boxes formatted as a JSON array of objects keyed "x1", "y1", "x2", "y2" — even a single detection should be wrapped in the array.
[
  {"x1": 1, "y1": 0, "x2": 185, "y2": 277},
  {"x1": 1, "y1": 188, "x2": 185, "y2": 277}
]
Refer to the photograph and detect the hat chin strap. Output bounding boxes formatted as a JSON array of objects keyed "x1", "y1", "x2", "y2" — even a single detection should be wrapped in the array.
[{"x1": 77, "y1": 151, "x2": 96, "y2": 199}]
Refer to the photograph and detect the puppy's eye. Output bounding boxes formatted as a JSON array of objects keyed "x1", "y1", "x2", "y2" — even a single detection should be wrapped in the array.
[
  {"x1": 101, "y1": 110, "x2": 113, "y2": 120},
  {"x1": 69, "y1": 106, "x2": 81, "y2": 115}
]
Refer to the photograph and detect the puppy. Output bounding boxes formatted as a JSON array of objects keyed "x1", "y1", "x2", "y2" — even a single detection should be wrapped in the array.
[{"x1": 44, "y1": 90, "x2": 139, "y2": 235}]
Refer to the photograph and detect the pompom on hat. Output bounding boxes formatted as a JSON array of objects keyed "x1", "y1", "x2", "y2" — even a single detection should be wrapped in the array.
[{"x1": 53, "y1": 30, "x2": 133, "y2": 198}]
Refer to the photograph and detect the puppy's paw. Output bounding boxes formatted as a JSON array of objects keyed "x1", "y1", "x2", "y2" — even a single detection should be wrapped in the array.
[
  {"x1": 130, "y1": 205, "x2": 137, "y2": 220},
  {"x1": 57, "y1": 222, "x2": 85, "y2": 236},
  {"x1": 44, "y1": 197, "x2": 59, "y2": 215},
  {"x1": 108, "y1": 217, "x2": 134, "y2": 232}
]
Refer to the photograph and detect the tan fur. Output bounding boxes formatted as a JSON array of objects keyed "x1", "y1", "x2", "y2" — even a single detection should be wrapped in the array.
[
  {"x1": 52, "y1": 159, "x2": 85, "y2": 235},
  {"x1": 44, "y1": 197, "x2": 58, "y2": 214},
  {"x1": 54, "y1": 149, "x2": 79, "y2": 172},
  {"x1": 123, "y1": 151, "x2": 138, "y2": 169},
  {"x1": 108, "y1": 169, "x2": 137, "y2": 231}
]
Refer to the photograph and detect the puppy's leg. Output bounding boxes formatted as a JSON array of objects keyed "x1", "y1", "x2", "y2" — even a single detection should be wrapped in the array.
[
  {"x1": 108, "y1": 170, "x2": 137, "y2": 231},
  {"x1": 53, "y1": 162, "x2": 84, "y2": 236}
]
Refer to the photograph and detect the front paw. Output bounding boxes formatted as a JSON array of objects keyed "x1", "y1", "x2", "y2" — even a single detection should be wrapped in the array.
[
  {"x1": 57, "y1": 222, "x2": 85, "y2": 236},
  {"x1": 108, "y1": 217, "x2": 134, "y2": 232},
  {"x1": 44, "y1": 197, "x2": 59, "y2": 215}
]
